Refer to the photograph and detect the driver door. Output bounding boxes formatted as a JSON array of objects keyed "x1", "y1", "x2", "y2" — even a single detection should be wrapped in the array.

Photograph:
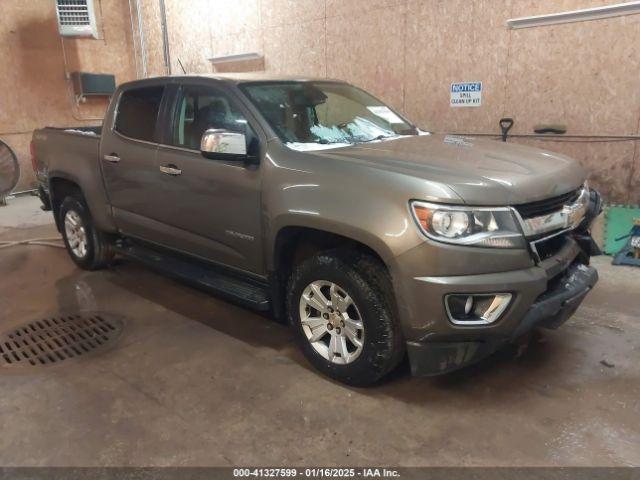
[{"x1": 151, "y1": 82, "x2": 264, "y2": 275}]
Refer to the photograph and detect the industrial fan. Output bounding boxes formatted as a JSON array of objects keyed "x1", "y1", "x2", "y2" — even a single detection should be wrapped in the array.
[{"x1": 0, "y1": 140, "x2": 20, "y2": 205}]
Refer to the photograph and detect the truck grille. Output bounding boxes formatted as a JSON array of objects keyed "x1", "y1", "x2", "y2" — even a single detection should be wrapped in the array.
[
  {"x1": 532, "y1": 233, "x2": 569, "y2": 261},
  {"x1": 514, "y1": 189, "x2": 580, "y2": 219}
]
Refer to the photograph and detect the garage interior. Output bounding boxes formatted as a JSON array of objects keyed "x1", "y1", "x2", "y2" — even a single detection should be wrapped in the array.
[{"x1": 1, "y1": 0, "x2": 639, "y2": 470}]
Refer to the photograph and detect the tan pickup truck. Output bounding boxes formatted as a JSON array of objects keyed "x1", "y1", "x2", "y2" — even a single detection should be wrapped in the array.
[{"x1": 32, "y1": 74, "x2": 601, "y2": 385}]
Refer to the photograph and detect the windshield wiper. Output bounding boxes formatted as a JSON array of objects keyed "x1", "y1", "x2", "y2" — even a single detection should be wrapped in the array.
[
  {"x1": 357, "y1": 134, "x2": 397, "y2": 143},
  {"x1": 313, "y1": 134, "x2": 396, "y2": 145},
  {"x1": 317, "y1": 139, "x2": 351, "y2": 145}
]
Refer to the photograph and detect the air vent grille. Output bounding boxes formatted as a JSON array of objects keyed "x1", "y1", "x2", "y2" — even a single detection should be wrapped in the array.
[
  {"x1": 58, "y1": 0, "x2": 90, "y2": 25},
  {"x1": 56, "y1": 0, "x2": 98, "y2": 38}
]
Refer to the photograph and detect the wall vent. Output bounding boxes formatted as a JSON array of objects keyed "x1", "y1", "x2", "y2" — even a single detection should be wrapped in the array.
[{"x1": 55, "y1": 0, "x2": 99, "y2": 39}]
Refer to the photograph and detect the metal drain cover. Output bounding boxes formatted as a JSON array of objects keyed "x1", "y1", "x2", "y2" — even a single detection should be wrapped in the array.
[{"x1": 0, "y1": 313, "x2": 123, "y2": 369}]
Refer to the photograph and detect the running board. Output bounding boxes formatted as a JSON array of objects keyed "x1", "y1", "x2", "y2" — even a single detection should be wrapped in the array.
[{"x1": 113, "y1": 240, "x2": 270, "y2": 311}]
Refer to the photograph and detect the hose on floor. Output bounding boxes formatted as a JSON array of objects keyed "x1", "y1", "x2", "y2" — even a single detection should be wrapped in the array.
[{"x1": 0, "y1": 237, "x2": 65, "y2": 250}]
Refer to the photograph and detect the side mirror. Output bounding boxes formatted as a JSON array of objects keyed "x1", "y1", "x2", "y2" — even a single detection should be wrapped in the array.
[{"x1": 200, "y1": 128, "x2": 247, "y2": 160}]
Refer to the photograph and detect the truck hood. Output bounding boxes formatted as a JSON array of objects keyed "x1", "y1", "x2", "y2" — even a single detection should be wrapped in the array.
[{"x1": 311, "y1": 134, "x2": 585, "y2": 205}]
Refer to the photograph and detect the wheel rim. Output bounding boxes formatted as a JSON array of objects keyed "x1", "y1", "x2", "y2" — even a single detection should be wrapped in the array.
[
  {"x1": 299, "y1": 280, "x2": 365, "y2": 365},
  {"x1": 64, "y1": 210, "x2": 88, "y2": 258}
]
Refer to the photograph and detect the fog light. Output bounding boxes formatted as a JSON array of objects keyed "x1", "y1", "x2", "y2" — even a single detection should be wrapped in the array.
[{"x1": 445, "y1": 293, "x2": 512, "y2": 325}]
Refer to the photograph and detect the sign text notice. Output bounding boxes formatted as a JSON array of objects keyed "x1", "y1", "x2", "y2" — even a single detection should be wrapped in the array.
[{"x1": 450, "y1": 82, "x2": 482, "y2": 107}]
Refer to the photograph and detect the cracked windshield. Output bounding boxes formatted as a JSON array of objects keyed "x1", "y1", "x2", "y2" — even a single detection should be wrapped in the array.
[{"x1": 240, "y1": 81, "x2": 419, "y2": 151}]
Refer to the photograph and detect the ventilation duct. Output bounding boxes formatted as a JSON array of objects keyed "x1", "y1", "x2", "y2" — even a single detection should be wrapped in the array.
[{"x1": 55, "y1": 0, "x2": 99, "y2": 38}]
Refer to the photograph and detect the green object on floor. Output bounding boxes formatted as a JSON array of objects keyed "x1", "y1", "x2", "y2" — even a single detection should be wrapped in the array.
[{"x1": 603, "y1": 205, "x2": 640, "y2": 255}]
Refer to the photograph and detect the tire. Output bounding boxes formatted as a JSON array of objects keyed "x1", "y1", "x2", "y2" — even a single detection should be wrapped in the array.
[
  {"x1": 59, "y1": 196, "x2": 113, "y2": 270},
  {"x1": 287, "y1": 250, "x2": 404, "y2": 386}
]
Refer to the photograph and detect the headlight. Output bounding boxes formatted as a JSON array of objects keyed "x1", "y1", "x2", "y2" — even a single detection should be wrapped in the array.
[
  {"x1": 410, "y1": 201, "x2": 526, "y2": 248},
  {"x1": 577, "y1": 180, "x2": 590, "y2": 210},
  {"x1": 571, "y1": 181, "x2": 590, "y2": 226}
]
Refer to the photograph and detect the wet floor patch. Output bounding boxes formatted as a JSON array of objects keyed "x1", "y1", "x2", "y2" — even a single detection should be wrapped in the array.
[{"x1": 0, "y1": 312, "x2": 124, "y2": 370}]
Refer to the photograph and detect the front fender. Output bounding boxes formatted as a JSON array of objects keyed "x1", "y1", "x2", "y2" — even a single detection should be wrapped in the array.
[{"x1": 267, "y1": 213, "x2": 400, "y2": 270}]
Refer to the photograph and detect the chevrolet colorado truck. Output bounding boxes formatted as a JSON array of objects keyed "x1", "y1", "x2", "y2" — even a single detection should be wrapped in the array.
[{"x1": 32, "y1": 74, "x2": 601, "y2": 385}]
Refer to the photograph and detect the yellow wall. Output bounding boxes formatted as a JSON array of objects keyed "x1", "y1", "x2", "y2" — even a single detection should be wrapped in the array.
[
  {"x1": 138, "y1": 0, "x2": 639, "y2": 204},
  {"x1": 0, "y1": 0, "x2": 136, "y2": 192}
]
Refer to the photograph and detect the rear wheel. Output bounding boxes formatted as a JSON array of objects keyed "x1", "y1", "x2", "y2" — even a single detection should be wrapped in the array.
[
  {"x1": 59, "y1": 196, "x2": 113, "y2": 270},
  {"x1": 287, "y1": 251, "x2": 404, "y2": 386}
]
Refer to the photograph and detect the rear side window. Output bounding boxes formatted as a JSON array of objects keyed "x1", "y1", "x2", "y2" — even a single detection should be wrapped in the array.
[{"x1": 114, "y1": 86, "x2": 164, "y2": 142}]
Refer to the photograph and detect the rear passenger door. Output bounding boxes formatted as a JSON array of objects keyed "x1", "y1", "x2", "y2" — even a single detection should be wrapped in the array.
[{"x1": 100, "y1": 83, "x2": 166, "y2": 239}]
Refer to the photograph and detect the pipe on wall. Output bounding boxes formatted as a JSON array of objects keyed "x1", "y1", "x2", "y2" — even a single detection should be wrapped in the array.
[
  {"x1": 127, "y1": 0, "x2": 139, "y2": 77},
  {"x1": 158, "y1": 0, "x2": 171, "y2": 75},
  {"x1": 127, "y1": 0, "x2": 147, "y2": 78},
  {"x1": 136, "y1": 0, "x2": 148, "y2": 77},
  {"x1": 58, "y1": 36, "x2": 104, "y2": 122},
  {"x1": 506, "y1": 1, "x2": 640, "y2": 29}
]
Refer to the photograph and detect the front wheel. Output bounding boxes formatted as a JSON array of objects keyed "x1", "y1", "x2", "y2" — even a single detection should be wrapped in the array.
[
  {"x1": 59, "y1": 196, "x2": 113, "y2": 270},
  {"x1": 287, "y1": 251, "x2": 404, "y2": 386}
]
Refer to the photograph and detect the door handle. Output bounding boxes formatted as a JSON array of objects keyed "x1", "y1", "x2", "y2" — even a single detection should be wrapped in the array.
[
  {"x1": 103, "y1": 154, "x2": 120, "y2": 163},
  {"x1": 159, "y1": 164, "x2": 182, "y2": 176}
]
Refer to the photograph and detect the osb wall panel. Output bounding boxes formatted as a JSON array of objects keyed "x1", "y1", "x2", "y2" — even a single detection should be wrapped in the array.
[
  {"x1": 136, "y1": 0, "x2": 640, "y2": 204},
  {"x1": 405, "y1": 0, "x2": 511, "y2": 134},
  {"x1": 325, "y1": 0, "x2": 404, "y2": 18},
  {"x1": 164, "y1": 0, "x2": 212, "y2": 74},
  {"x1": 506, "y1": 4, "x2": 640, "y2": 136},
  {"x1": 505, "y1": 12, "x2": 640, "y2": 204},
  {"x1": 137, "y1": 0, "x2": 166, "y2": 77},
  {"x1": 1, "y1": 4, "x2": 70, "y2": 134},
  {"x1": 326, "y1": 7, "x2": 407, "y2": 111},
  {"x1": 208, "y1": 0, "x2": 262, "y2": 65},
  {"x1": 0, "y1": 0, "x2": 136, "y2": 191},
  {"x1": 263, "y1": 19, "x2": 326, "y2": 77},
  {"x1": 261, "y1": 0, "x2": 325, "y2": 27}
]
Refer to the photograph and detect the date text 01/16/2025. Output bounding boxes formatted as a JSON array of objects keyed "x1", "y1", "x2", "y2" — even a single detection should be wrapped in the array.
[{"x1": 232, "y1": 468, "x2": 400, "y2": 478}]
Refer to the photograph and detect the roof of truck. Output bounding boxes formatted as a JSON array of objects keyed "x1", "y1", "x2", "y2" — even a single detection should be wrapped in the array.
[
  {"x1": 120, "y1": 73, "x2": 344, "y2": 89},
  {"x1": 199, "y1": 73, "x2": 338, "y2": 83}
]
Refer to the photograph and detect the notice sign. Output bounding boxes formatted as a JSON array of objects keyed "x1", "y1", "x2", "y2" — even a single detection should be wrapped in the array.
[{"x1": 450, "y1": 82, "x2": 482, "y2": 107}]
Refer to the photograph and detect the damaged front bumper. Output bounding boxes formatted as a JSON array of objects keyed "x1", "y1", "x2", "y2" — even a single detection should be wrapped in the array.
[
  {"x1": 511, "y1": 263, "x2": 597, "y2": 337},
  {"x1": 395, "y1": 189, "x2": 602, "y2": 377},
  {"x1": 406, "y1": 259, "x2": 598, "y2": 376}
]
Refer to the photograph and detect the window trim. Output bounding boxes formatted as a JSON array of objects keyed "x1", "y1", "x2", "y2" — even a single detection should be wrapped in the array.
[
  {"x1": 158, "y1": 82, "x2": 262, "y2": 155},
  {"x1": 109, "y1": 79, "x2": 266, "y2": 159},
  {"x1": 163, "y1": 82, "x2": 257, "y2": 153}
]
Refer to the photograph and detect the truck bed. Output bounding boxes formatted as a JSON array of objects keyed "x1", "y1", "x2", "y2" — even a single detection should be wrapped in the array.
[
  {"x1": 43, "y1": 125, "x2": 102, "y2": 136},
  {"x1": 32, "y1": 125, "x2": 116, "y2": 233},
  {"x1": 33, "y1": 126, "x2": 102, "y2": 179}
]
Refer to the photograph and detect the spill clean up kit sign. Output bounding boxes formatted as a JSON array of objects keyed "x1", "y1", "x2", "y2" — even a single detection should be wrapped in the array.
[{"x1": 450, "y1": 82, "x2": 482, "y2": 107}]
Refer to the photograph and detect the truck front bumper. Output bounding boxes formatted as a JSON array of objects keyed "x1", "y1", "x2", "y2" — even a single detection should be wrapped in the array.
[
  {"x1": 405, "y1": 262, "x2": 597, "y2": 375},
  {"x1": 393, "y1": 235, "x2": 598, "y2": 376}
]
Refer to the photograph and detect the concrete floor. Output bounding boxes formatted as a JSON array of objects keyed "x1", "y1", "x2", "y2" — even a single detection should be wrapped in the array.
[{"x1": 0, "y1": 196, "x2": 638, "y2": 467}]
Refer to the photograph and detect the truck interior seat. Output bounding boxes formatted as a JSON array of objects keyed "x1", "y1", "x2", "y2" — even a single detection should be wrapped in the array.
[{"x1": 187, "y1": 100, "x2": 228, "y2": 149}]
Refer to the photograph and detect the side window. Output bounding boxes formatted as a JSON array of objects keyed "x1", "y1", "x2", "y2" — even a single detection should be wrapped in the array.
[
  {"x1": 114, "y1": 86, "x2": 164, "y2": 142},
  {"x1": 171, "y1": 85, "x2": 248, "y2": 150}
]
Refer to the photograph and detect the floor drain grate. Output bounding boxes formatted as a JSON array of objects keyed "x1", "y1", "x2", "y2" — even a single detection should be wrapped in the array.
[{"x1": 0, "y1": 313, "x2": 123, "y2": 368}]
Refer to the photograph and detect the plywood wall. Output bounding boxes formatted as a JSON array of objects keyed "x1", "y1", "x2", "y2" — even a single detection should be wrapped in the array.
[
  {"x1": 136, "y1": 0, "x2": 639, "y2": 204},
  {"x1": 0, "y1": 0, "x2": 137, "y2": 192},
  {"x1": 4, "y1": 0, "x2": 637, "y2": 203}
]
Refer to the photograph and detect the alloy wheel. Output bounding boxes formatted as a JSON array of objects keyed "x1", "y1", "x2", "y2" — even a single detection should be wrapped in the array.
[
  {"x1": 298, "y1": 280, "x2": 365, "y2": 364},
  {"x1": 64, "y1": 210, "x2": 88, "y2": 258}
]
